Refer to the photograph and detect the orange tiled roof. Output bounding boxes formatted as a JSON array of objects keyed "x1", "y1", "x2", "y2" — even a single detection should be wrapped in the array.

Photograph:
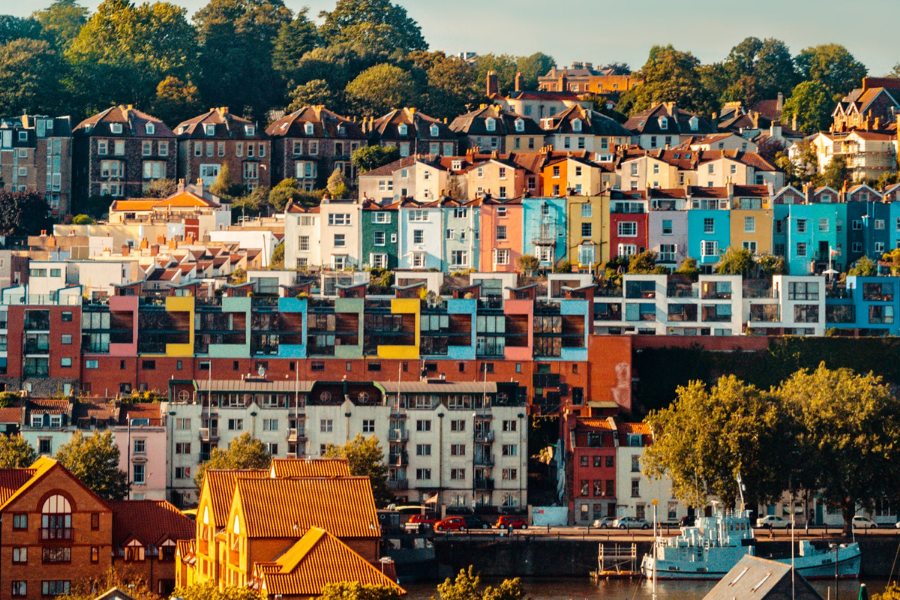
[
  {"x1": 269, "y1": 458, "x2": 351, "y2": 479},
  {"x1": 0, "y1": 468, "x2": 36, "y2": 505},
  {"x1": 258, "y1": 527, "x2": 405, "y2": 597},
  {"x1": 203, "y1": 469, "x2": 270, "y2": 528},
  {"x1": 108, "y1": 500, "x2": 195, "y2": 549},
  {"x1": 619, "y1": 422, "x2": 652, "y2": 435},
  {"x1": 234, "y1": 476, "x2": 380, "y2": 539},
  {"x1": 577, "y1": 418, "x2": 615, "y2": 430}
]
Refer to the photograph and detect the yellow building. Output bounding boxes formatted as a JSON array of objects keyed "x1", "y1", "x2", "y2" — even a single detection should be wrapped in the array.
[
  {"x1": 567, "y1": 194, "x2": 610, "y2": 269},
  {"x1": 728, "y1": 185, "x2": 774, "y2": 256}
]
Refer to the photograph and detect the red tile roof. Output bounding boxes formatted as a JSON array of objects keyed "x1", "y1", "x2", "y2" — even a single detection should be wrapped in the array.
[
  {"x1": 203, "y1": 469, "x2": 270, "y2": 528},
  {"x1": 269, "y1": 458, "x2": 352, "y2": 479},
  {"x1": 108, "y1": 500, "x2": 195, "y2": 549},
  {"x1": 0, "y1": 469, "x2": 36, "y2": 505}
]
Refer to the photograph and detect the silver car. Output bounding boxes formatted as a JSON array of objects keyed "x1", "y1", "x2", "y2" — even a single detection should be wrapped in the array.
[{"x1": 613, "y1": 516, "x2": 651, "y2": 530}]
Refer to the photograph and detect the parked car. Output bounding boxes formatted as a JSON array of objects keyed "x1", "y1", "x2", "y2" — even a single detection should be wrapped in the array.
[
  {"x1": 435, "y1": 516, "x2": 490, "y2": 532},
  {"x1": 408, "y1": 514, "x2": 439, "y2": 526},
  {"x1": 755, "y1": 515, "x2": 792, "y2": 529},
  {"x1": 852, "y1": 516, "x2": 877, "y2": 529},
  {"x1": 593, "y1": 517, "x2": 616, "y2": 529},
  {"x1": 495, "y1": 516, "x2": 528, "y2": 530},
  {"x1": 613, "y1": 517, "x2": 650, "y2": 530},
  {"x1": 679, "y1": 515, "x2": 696, "y2": 528}
]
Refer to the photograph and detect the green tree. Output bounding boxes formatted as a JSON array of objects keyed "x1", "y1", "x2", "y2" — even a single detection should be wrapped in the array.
[
  {"x1": 232, "y1": 187, "x2": 268, "y2": 219},
  {"x1": 193, "y1": 0, "x2": 291, "y2": 121},
  {"x1": 715, "y1": 247, "x2": 755, "y2": 276},
  {"x1": 345, "y1": 63, "x2": 417, "y2": 117},
  {"x1": 616, "y1": 45, "x2": 718, "y2": 117},
  {"x1": 318, "y1": 0, "x2": 427, "y2": 54},
  {"x1": 0, "y1": 38, "x2": 68, "y2": 116},
  {"x1": 352, "y1": 145, "x2": 399, "y2": 174},
  {"x1": 628, "y1": 250, "x2": 662, "y2": 274},
  {"x1": 72, "y1": 214, "x2": 96, "y2": 224},
  {"x1": 721, "y1": 37, "x2": 797, "y2": 103},
  {"x1": 643, "y1": 376, "x2": 788, "y2": 509},
  {"x1": 0, "y1": 189, "x2": 52, "y2": 236},
  {"x1": 756, "y1": 254, "x2": 787, "y2": 277},
  {"x1": 474, "y1": 54, "x2": 518, "y2": 93},
  {"x1": 173, "y1": 581, "x2": 260, "y2": 600},
  {"x1": 796, "y1": 44, "x2": 867, "y2": 100},
  {"x1": 64, "y1": 567, "x2": 158, "y2": 600},
  {"x1": 323, "y1": 433, "x2": 391, "y2": 507},
  {"x1": 515, "y1": 53, "x2": 556, "y2": 90},
  {"x1": 0, "y1": 16, "x2": 44, "y2": 45},
  {"x1": 320, "y1": 582, "x2": 402, "y2": 600},
  {"x1": 434, "y1": 567, "x2": 526, "y2": 600},
  {"x1": 141, "y1": 177, "x2": 178, "y2": 199},
  {"x1": 55, "y1": 430, "x2": 130, "y2": 500},
  {"x1": 327, "y1": 168, "x2": 349, "y2": 199},
  {"x1": 269, "y1": 242, "x2": 285, "y2": 269},
  {"x1": 32, "y1": 0, "x2": 87, "y2": 49},
  {"x1": 195, "y1": 432, "x2": 271, "y2": 490},
  {"x1": 876, "y1": 583, "x2": 900, "y2": 600},
  {"x1": 272, "y1": 8, "x2": 319, "y2": 86},
  {"x1": 781, "y1": 81, "x2": 831, "y2": 133},
  {"x1": 152, "y1": 76, "x2": 202, "y2": 128},
  {"x1": 268, "y1": 178, "x2": 301, "y2": 212},
  {"x1": 515, "y1": 254, "x2": 540, "y2": 276},
  {"x1": 820, "y1": 155, "x2": 850, "y2": 190},
  {"x1": 848, "y1": 255, "x2": 877, "y2": 277},
  {"x1": 778, "y1": 364, "x2": 900, "y2": 536},
  {"x1": 675, "y1": 257, "x2": 699, "y2": 280},
  {"x1": 0, "y1": 435, "x2": 37, "y2": 468},
  {"x1": 209, "y1": 163, "x2": 235, "y2": 199},
  {"x1": 423, "y1": 54, "x2": 481, "y2": 120},
  {"x1": 287, "y1": 79, "x2": 339, "y2": 113}
]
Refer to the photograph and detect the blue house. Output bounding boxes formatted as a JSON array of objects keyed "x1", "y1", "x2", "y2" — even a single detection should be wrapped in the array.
[
  {"x1": 522, "y1": 197, "x2": 568, "y2": 268},
  {"x1": 845, "y1": 201, "x2": 891, "y2": 267},
  {"x1": 825, "y1": 276, "x2": 899, "y2": 335},
  {"x1": 687, "y1": 209, "x2": 730, "y2": 269},
  {"x1": 778, "y1": 203, "x2": 844, "y2": 276}
]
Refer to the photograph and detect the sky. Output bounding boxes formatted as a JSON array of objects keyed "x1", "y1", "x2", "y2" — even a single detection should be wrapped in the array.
[{"x1": 6, "y1": 0, "x2": 900, "y2": 76}]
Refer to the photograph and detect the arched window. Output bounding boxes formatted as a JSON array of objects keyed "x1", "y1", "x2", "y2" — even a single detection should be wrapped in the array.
[
  {"x1": 304, "y1": 122, "x2": 315, "y2": 136},
  {"x1": 430, "y1": 124, "x2": 440, "y2": 137},
  {"x1": 358, "y1": 392, "x2": 369, "y2": 403},
  {"x1": 41, "y1": 495, "x2": 72, "y2": 540},
  {"x1": 320, "y1": 391, "x2": 332, "y2": 403}
]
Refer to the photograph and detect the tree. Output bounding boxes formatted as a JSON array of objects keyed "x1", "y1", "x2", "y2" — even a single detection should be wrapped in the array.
[
  {"x1": 152, "y1": 76, "x2": 202, "y2": 128},
  {"x1": 756, "y1": 254, "x2": 787, "y2": 277},
  {"x1": 876, "y1": 583, "x2": 900, "y2": 600},
  {"x1": 0, "y1": 38, "x2": 68, "y2": 116},
  {"x1": 715, "y1": 247, "x2": 754, "y2": 276},
  {"x1": 848, "y1": 255, "x2": 877, "y2": 277},
  {"x1": 515, "y1": 52, "x2": 556, "y2": 90},
  {"x1": 643, "y1": 376, "x2": 788, "y2": 509},
  {"x1": 173, "y1": 581, "x2": 260, "y2": 600},
  {"x1": 0, "y1": 16, "x2": 44, "y2": 45},
  {"x1": 64, "y1": 567, "x2": 158, "y2": 600},
  {"x1": 721, "y1": 37, "x2": 797, "y2": 103},
  {"x1": 318, "y1": 0, "x2": 427, "y2": 54},
  {"x1": 72, "y1": 214, "x2": 96, "y2": 224},
  {"x1": 422, "y1": 54, "x2": 481, "y2": 120},
  {"x1": 32, "y1": 0, "x2": 88, "y2": 49},
  {"x1": 231, "y1": 187, "x2": 268, "y2": 219},
  {"x1": 327, "y1": 168, "x2": 350, "y2": 199},
  {"x1": 435, "y1": 567, "x2": 526, "y2": 600},
  {"x1": 323, "y1": 433, "x2": 391, "y2": 507},
  {"x1": 55, "y1": 430, "x2": 130, "y2": 500},
  {"x1": 0, "y1": 435, "x2": 37, "y2": 468},
  {"x1": 675, "y1": 257, "x2": 699, "y2": 280},
  {"x1": 195, "y1": 432, "x2": 271, "y2": 490},
  {"x1": 287, "y1": 79, "x2": 339, "y2": 113},
  {"x1": 628, "y1": 250, "x2": 664, "y2": 274},
  {"x1": 272, "y1": 8, "x2": 319, "y2": 86},
  {"x1": 0, "y1": 190, "x2": 52, "y2": 236},
  {"x1": 269, "y1": 242, "x2": 285, "y2": 269},
  {"x1": 796, "y1": 44, "x2": 867, "y2": 100},
  {"x1": 209, "y1": 163, "x2": 235, "y2": 199},
  {"x1": 268, "y1": 178, "x2": 301, "y2": 212},
  {"x1": 781, "y1": 81, "x2": 831, "y2": 133},
  {"x1": 193, "y1": 0, "x2": 291, "y2": 121},
  {"x1": 320, "y1": 582, "x2": 402, "y2": 600},
  {"x1": 345, "y1": 63, "x2": 417, "y2": 117},
  {"x1": 515, "y1": 254, "x2": 540, "y2": 276},
  {"x1": 474, "y1": 53, "x2": 518, "y2": 93},
  {"x1": 352, "y1": 145, "x2": 399, "y2": 174},
  {"x1": 616, "y1": 45, "x2": 717, "y2": 117},
  {"x1": 778, "y1": 364, "x2": 900, "y2": 535},
  {"x1": 820, "y1": 155, "x2": 850, "y2": 190},
  {"x1": 141, "y1": 178, "x2": 178, "y2": 199}
]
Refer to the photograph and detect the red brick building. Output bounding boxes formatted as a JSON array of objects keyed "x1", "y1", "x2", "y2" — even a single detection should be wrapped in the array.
[
  {"x1": 0, "y1": 116, "x2": 73, "y2": 217},
  {"x1": 72, "y1": 106, "x2": 177, "y2": 208},
  {"x1": 568, "y1": 417, "x2": 618, "y2": 525},
  {"x1": 175, "y1": 108, "x2": 271, "y2": 191},
  {"x1": 2, "y1": 304, "x2": 82, "y2": 397}
]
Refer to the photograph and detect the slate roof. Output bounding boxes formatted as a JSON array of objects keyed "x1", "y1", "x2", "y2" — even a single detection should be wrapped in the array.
[
  {"x1": 175, "y1": 108, "x2": 267, "y2": 140},
  {"x1": 450, "y1": 105, "x2": 543, "y2": 136},
  {"x1": 266, "y1": 106, "x2": 365, "y2": 140},
  {"x1": 542, "y1": 105, "x2": 633, "y2": 137},
  {"x1": 625, "y1": 104, "x2": 716, "y2": 136},
  {"x1": 74, "y1": 105, "x2": 175, "y2": 138}
]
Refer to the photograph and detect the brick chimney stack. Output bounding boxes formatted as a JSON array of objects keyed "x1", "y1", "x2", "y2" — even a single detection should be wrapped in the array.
[
  {"x1": 486, "y1": 71, "x2": 499, "y2": 97},
  {"x1": 514, "y1": 71, "x2": 524, "y2": 92},
  {"x1": 558, "y1": 70, "x2": 568, "y2": 92}
]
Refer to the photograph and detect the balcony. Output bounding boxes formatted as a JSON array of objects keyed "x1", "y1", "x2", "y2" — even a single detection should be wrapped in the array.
[
  {"x1": 475, "y1": 478, "x2": 495, "y2": 490},
  {"x1": 389, "y1": 452, "x2": 409, "y2": 466},
  {"x1": 199, "y1": 428, "x2": 219, "y2": 442},
  {"x1": 41, "y1": 527, "x2": 72, "y2": 541},
  {"x1": 388, "y1": 479, "x2": 409, "y2": 491},
  {"x1": 287, "y1": 428, "x2": 306, "y2": 442},
  {"x1": 388, "y1": 429, "x2": 409, "y2": 442},
  {"x1": 474, "y1": 454, "x2": 495, "y2": 467},
  {"x1": 474, "y1": 431, "x2": 494, "y2": 443}
]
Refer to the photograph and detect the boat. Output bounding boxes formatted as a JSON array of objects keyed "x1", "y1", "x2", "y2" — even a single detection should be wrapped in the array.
[{"x1": 639, "y1": 509, "x2": 861, "y2": 580}]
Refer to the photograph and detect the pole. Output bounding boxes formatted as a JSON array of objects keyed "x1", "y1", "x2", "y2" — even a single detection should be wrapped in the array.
[
  {"x1": 652, "y1": 502, "x2": 658, "y2": 600},
  {"x1": 791, "y1": 505, "x2": 795, "y2": 600}
]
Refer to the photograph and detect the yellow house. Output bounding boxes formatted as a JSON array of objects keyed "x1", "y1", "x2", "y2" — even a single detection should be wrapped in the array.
[
  {"x1": 462, "y1": 156, "x2": 526, "y2": 201},
  {"x1": 729, "y1": 185, "x2": 774, "y2": 256},
  {"x1": 567, "y1": 194, "x2": 609, "y2": 269},
  {"x1": 543, "y1": 156, "x2": 608, "y2": 197}
]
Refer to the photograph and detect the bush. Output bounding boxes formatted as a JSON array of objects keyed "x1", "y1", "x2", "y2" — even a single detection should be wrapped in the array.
[{"x1": 72, "y1": 214, "x2": 96, "y2": 225}]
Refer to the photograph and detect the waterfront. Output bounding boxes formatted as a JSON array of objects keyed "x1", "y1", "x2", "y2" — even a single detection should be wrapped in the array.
[{"x1": 404, "y1": 576, "x2": 891, "y2": 599}]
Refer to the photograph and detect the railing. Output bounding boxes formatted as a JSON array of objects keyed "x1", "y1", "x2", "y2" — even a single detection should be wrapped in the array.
[
  {"x1": 388, "y1": 429, "x2": 409, "y2": 441},
  {"x1": 666, "y1": 288, "x2": 698, "y2": 298},
  {"x1": 474, "y1": 454, "x2": 495, "y2": 466},
  {"x1": 475, "y1": 478, "x2": 495, "y2": 490},
  {"x1": 41, "y1": 527, "x2": 72, "y2": 541},
  {"x1": 388, "y1": 479, "x2": 409, "y2": 491},
  {"x1": 744, "y1": 290, "x2": 779, "y2": 299},
  {"x1": 287, "y1": 428, "x2": 306, "y2": 442},
  {"x1": 595, "y1": 288, "x2": 623, "y2": 298},
  {"x1": 389, "y1": 452, "x2": 409, "y2": 466},
  {"x1": 199, "y1": 428, "x2": 219, "y2": 441},
  {"x1": 475, "y1": 431, "x2": 494, "y2": 443}
]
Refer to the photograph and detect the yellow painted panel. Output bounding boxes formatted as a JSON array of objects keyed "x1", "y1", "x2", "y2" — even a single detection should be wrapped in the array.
[
  {"x1": 165, "y1": 295, "x2": 195, "y2": 357},
  {"x1": 377, "y1": 345, "x2": 420, "y2": 360}
]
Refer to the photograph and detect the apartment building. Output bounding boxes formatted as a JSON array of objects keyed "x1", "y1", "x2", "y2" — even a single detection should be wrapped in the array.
[
  {"x1": 450, "y1": 105, "x2": 545, "y2": 153},
  {"x1": 625, "y1": 103, "x2": 717, "y2": 150},
  {"x1": 364, "y1": 108, "x2": 457, "y2": 157},
  {"x1": 0, "y1": 115, "x2": 73, "y2": 216}
]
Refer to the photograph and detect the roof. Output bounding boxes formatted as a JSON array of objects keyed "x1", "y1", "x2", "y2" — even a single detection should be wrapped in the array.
[
  {"x1": 74, "y1": 105, "x2": 175, "y2": 138},
  {"x1": 257, "y1": 527, "x2": 406, "y2": 596},
  {"x1": 378, "y1": 381, "x2": 498, "y2": 394},
  {"x1": 266, "y1": 106, "x2": 365, "y2": 140},
  {"x1": 703, "y1": 555, "x2": 823, "y2": 600},
  {"x1": 0, "y1": 405, "x2": 22, "y2": 423},
  {"x1": 369, "y1": 108, "x2": 455, "y2": 141},
  {"x1": 192, "y1": 379, "x2": 315, "y2": 393},
  {"x1": 269, "y1": 458, "x2": 352, "y2": 479},
  {"x1": 234, "y1": 476, "x2": 380, "y2": 539},
  {"x1": 449, "y1": 105, "x2": 543, "y2": 137},
  {"x1": 0, "y1": 469, "x2": 36, "y2": 505},
  {"x1": 0, "y1": 457, "x2": 112, "y2": 513},
  {"x1": 359, "y1": 155, "x2": 417, "y2": 178},
  {"x1": 94, "y1": 588, "x2": 142, "y2": 600},
  {"x1": 505, "y1": 90, "x2": 583, "y2": 102},
  {"x1": 625, "y1": 103, "x2": 716, "y2": 136},
  {"x1": 107, "y1": 500, "x2": 195, "y2": 549},
  {"x1": 202, "y1": 469, "x2": 270, "y2": 528},
  {"x1": 541, "y1": 105, "x2": 633, "y2": 137},
  {"x1": 111, "y1": 191, "x2": 217, "y2": 212},
  {"x1": 175, "y1": 108, "x2": 266, "y2": 139}
]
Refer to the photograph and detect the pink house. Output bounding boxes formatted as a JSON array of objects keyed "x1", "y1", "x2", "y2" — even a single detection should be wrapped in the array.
[{"x1": 480, "y1": 197, "x2": 524, "y2": 273}]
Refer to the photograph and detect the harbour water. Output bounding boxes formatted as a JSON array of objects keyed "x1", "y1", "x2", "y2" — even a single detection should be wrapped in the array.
[{"x1": 404, "y1": 576, "x2": 891, "y2": 599}]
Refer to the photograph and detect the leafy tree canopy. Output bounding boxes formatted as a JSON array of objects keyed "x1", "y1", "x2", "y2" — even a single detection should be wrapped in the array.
[
  {"x1": 55, "y1": 430, "x2": 130, "y2": 500},
  {"x1": 0, "y1": 190, "x2": 52, "y2": 236},
  {"x1": 272, "y1": 8, "x2": 319, "y2": 86},
  {"x1": 324, "y1": 433, "x2": 392, "y2": 507},
  {"x1": 287, "y1": 79, "x2": 339, "y2": 113},
  {"x1": 715, "y1": 247, "x2": 755, "y2": 276},
  {"x1": 345, "y1": 62, "x2": 417, "y2": 117},
  {"x1": 0, "y1": 38, "x2": 68, "y2": 116},
  {"x1": 32, "y1": 0, "x2": 88, "y2": 49},
  {"x1": 195, "y1": 432, "x2": 271, "y2": 489},
  {"x1": 617, "y1": 45, "x2": 717, "y2": 117},
  {"x1": 781, "y1": 80, "x2": 832, "y2": 134},
  {"x1": 318, "y1": 0, "x2": 427, "y2": 54},
  {"x1": 796, "y1": 44, "x2": 867, "y2": 100},
  {"x1": 173, "y1": 581, "x2": 260, "y2": 600},
  {"x1": 320, "y1": 581, "x2": 402, "y2": 600},
  {"x1": 0, "y1": 435, "x2": 37, "y2": 468},
  {"x1": 848, "y1": 255, "x2": 877, "y2": 277},
  {"x1": 434, "y1": 567, "x2": 526, "y2": 600},
  {"x1": 352, "y1": 145, "x2": 399, "y2": 174},
  {"x1": 327, "y1": 167, "x2": 350, "y2": 199}
]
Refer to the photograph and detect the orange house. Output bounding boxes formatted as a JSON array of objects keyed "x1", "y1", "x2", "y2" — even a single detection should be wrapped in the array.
[{"x1": 479, "y1": 197, "x2": 524, "y2": 273}]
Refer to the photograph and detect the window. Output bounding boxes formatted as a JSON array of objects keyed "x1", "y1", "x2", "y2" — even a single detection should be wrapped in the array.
[
  {"x1": 41, "y1": 495, "x2": 71, "y2": 541},
  {"x1": 333, "y1": 234, "x2": 345, "y2": 247},
  {"x1": 320, "y1": 419, "x2": 333, "y2": 432},
  {"x1": 39, "y1": 439, "x2": 51, "y2": 454},
  {"x1": 494, "y1": 249, "x2": 510, "y2": 265},
  {"x1": 744, "y1": 217, "x2": 755, "y2": 233},
  {"x1": 176, "y1": 442, "x2": 192, "y2": 454},
  {"x1": 703, "y1": 218, "x2": 715, "y2": 234},
  {"x1": 13, "y1": 547, "x2": 27, "y2": 563},
  {"x1": 362, "y1": 419, "x2": 375, "y2": 433},
  {"x1": 11, "y1": 582, "x2": 26, "y2": 597},
  {"x1": 451, "y1": 419, "x2": 466, "y2": 432},
  {"x1": 796, "y1": 243, "x2": 807, "y2": 257},
  {"x1": 42, "y1": 582, "x2": 70, "y2": 596},
  {"x1": 794, "y1": 305, "x2": 820, "y2": 323},
  {"x1": 328, "y1": 213, "x2": 350, "y2": 226},
  {"x1": 631, "y1": 479, "x2": 640, "y2": 498},
  {"x1": 416, "y1": 419, "x2": 431, "y2": 432},
  {"x1": 413, "y1": 229, "x2": 424, "y2": 245},
  {"x1": 876, "y1": 219, "x2": 885, "y2": 230},
  {"x1": 133, "y1": 439, "x2": 146, "y2": 454},
  {"x1": 503, "y1": 468, "x2": 518, "y2": 480},
  {"x1": 416, "y1": 468, "x2": 431, "y2": 480},
  {"x1": 59, "y1": 358, "x2": 72, "y2": 368},
  {"x1": 819, "y1": 218, "x2": 829, "y2": 232},
  {"x1": 502, "y1": 444, "x2": 517, "y2": 456},
  {"x1": 416, "y1": 444, "x2": 432, "y2": 456},
  {"x1": 451, "y1": 250, "x2": 468, "y2": 266},
  {"x1": 450, "y1": 444, "x2": 466, "y2": 456},
  {"x1": 133, "y1": 464, "x2": 145, "y2": 485},
  {"x1": 617, "y1": 222, "x2": 637, "y2": 237},
  {"x1": 13, "y1": 514, "x2": 27, "y2": 529},
  {"x1": 43, "y1": 548, "x2": 71, "y2": 564},
  {"x1": 450, "y1": 468, "x2": 465, "y2": 480},
  {"x1": 797, "y1": 219, "x2": 807, "y2": 233},
  {"x1": 228, "y1": 419, "x2": 244, "y2": 431}
]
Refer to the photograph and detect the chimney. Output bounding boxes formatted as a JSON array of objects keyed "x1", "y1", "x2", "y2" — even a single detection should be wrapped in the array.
[
  {"x1": 770, "y1": 120, "x2": 782, "y2": 140},
  {"x1": 121, "y1": 244, "x2": 129, "y2": 256},
  {"x1": 585, "y1": 62, "x2": 593, "y2": 71},
  {"x1": 139, "y1": 237, "x2": 148, "y2": 250},
  {"x1": 776, "y1": 91, "x2": 784, "y2": 115},
  {"x1": 486, "y1": 71, "x2": 499, "y2": 97},
  {"x1": 875, "y1": 117, "x2": 881, "y2": 131},
  {"x1": 558, "y1": 71, "x2": 568, "y2": 92},
  {"x1": 150, "y1": 245, "x2": 159, "y2": 257},
  {"x1": 791, "y1": 114, "x2": 798, "y2": 132},
  {"x1": 750, "y1": 111, "x2": 759, "y2": 129},
  {"x1": 514, "y1": 71, "x2": 524, "y2": 92}
]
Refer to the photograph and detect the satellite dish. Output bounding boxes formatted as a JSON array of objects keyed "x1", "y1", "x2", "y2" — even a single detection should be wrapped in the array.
[{"x1": 258, "y1": 365, "x2": 266, "y2": 378}]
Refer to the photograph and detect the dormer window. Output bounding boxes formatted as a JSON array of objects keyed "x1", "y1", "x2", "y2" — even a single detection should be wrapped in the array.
[
  {"x1": 572, "y1": 119, "x2": 583, "y2": 132},
  {"x1": 398, "y1": 124, "x2": 408, "y2": 136},
  {"x1": 658, "y1": 117, "x2": 668, "y2": 130},
  {"x1": 515, "y1": 119, "x2": 525, "y2": 133},
  {"x1": 245, "y1": 125, "x2": 256, "y2": 136},
  {"x1": 204, "y1": 124, "x2": 215, "y2": 136},
  {"x1": 452, "y1": 160, "x2": 462, "y2": 170},
  {"x1": 430, "y1": 124, "x2": 439, "y2": 137},
  {"x1": 110, "y1": 123, "x2": 123, "y2": 134},
  {"x1": 145, "y1": 123, "x2": 155, "y2": 135},
  {"x1": 338, "y1": 125, "x2": 346, "y2": 137},
  {"x1": 689, "y1": 116, "x2": 699, "y2": 131},
  {"x1": 485, "y1": 118, "x2": 496, "y2": 132},
  {"x1": 304, "y1": 122, "x2": 314, "y2": 136}
]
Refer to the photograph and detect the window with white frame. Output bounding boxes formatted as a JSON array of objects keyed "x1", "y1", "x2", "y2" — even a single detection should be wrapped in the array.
[
  {"x1": 496, "y1": 225, "x2": 507, "y2": 240},
  {"x1": 581, "y1": 203, "x2": 592, "y2": 218},
  {"x1": 451, "y1": 251, "x2": 468, "y2": 266},
  {"x1": 494, "y1": 248, "x2": 510, "y2": 265},
  {"x1": 409, "y1": 210, "x2": 427, "y2": 221},
  {"x1": 299, "y1": 236, "x2": 309, "y2": 252},
  {"x1": 413, "y1": 229, "x2": 424, "y2": 244},
  {"x1": 617, "y1": 222, "x2": 637, "y2": 237},
  {"x1": 702, "y1": 240, "x2": 718, "y2": 257},
  {"x1": 819, "y1": 218, "x2": 829, "y2": 232},
  {"x1": 743, "y1": 241, "x2": 758, "y2": 253},
  {"x1": 578, "y1": 244, "x2": 595, "y2": 265},
  {"x1": 796, "y1": 242, "x2": 808, "y2": 257},
  {"x1": 373, "y1": 231, "x2": 385, "y2": 246},
  {"x1": 703, "y1": 218, "x2": 714, "y2": 234},
  {"x1": 744, "y1": 216, "x2": 755, "y2": 233},
  {"x1": 333, "y1": 234, "x2": 345, "y2": 247},
  {"x1": 536, "y1": 245, "x2": 553, "y2": 262},
  {"x1": 371, "y1": 254, "x2": 387, "y2": 268},
  {"x1": 295, "y1": 162, "x2": 316, "y2": 179},
  {"x1": 411, "y1": 252, "x2": 425, "y2": 268},
  {"x1": 328, "y1": 213, "x2": 350, "y2": 226},
  {"x1": 876, "y1": 219, "x2": 885, "y2": 230},
  {"x1": 373, "y1": 212, "x2": 390, "y2": 223},
  {"x1": 617, "y1": 244, "x2": 637, "y2": 257},
  {"x1": 658, "y1": 243, "x2": 676, "y2": 262}
]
